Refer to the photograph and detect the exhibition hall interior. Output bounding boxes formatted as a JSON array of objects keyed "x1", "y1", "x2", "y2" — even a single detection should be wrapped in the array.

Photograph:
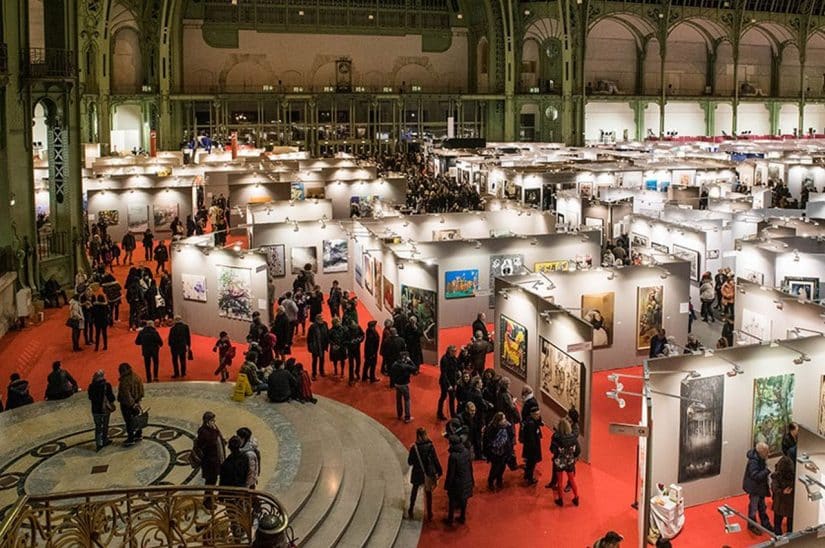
[{"x1": 5, "y1": 0, "x2": 825, "y2": 547}]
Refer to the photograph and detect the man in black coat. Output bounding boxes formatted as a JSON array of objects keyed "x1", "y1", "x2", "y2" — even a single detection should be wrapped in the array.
[
  {"x1": 306, "y1": 314, "x2": 329, "y2": 380},
  {"x1": 7, "y1": 373, "x2": 34, "y2": 409},
  {"x1": 444, "y1": 434, "x2": 474, "y2": 526},
  {"x1": 345, "y1": 318, "x2": 364, "y2": 384},
  {"x1": 520, "y1": 385, "x2": 539, "y2": 423},
  {"x1": 44, "y1": 361, "x2": 79, "y2": 400},
  {"x1": 520, "y1": 407, "x2": 543, "y2": 485},
  {"x1": 135, "y1": 320, "x2": 164, "y2": 382},
  {"x1": 168, "y1": 316, "x2": 191, "y2": 378},
  {"x1": 742, "y1": 442, "x2": 772, "y2": 534},
  {"x1": 471, "y1": 313, "x2": 489, "y2": 342},
  {"x1": 363, "y1": 320, "x2": 380, "y2": 383},
  {"x1": 437, "y1": 345, "x2": 460, "y2": 420},
  {"x1": 246, "y1": 312, "x2": 267, "y2": 344},
  {"x1": 379, "y1": 319, "x2": 394, "y2": 376},
  {"x1": 220, "y1": 436, "x2": 250, "y2": 488},
  {"x1": 392, "y1": 307, "x2": 408, "y2": 338},
  {"x1": 390, "y1": 351, "x2": 419, "y2": 423},
  {"x1": 267, "y1": 361, "x2": 297, "y2": 403},
  {"x1": 384, "y1": 327, "x2": 407, "y2": 387}
]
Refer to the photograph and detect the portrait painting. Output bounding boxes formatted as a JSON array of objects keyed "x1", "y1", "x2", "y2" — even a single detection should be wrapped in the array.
[
  {"x1": 636, "y1": 286, "x2": 663, "y2": 350},
  {"x1": 581, "y1": 292, "x2": 614, "y2": 348}
]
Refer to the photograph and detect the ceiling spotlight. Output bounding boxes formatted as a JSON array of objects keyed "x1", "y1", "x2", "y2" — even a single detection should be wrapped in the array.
[
  {"x1": 606, "y1": 390, "x2": 626, "y2": 409},
  {"x1": 799, "y1": 475, "x2": 823, "y2": 501},
  {"x1": 440, "y1": 216, "x2": 446, "y2": 224},
  {"x1": 606, "y1": 271, "x2": 616, "y2": 280},
  {"x1": 773, "y1": 300, "x2": 784, "y2": 310},
  {"x1": 726, "y1": 364, "x2": 744, "y2": 377},
  {"x1": 660, "y1": 270, "x2": 671, "y2": 280},
  {"x1": 232, "y1": 242, "x2": 241, "y2": 253},
  {"x1": 530, "y1": 238, "x2": 538, "y2": 246}
]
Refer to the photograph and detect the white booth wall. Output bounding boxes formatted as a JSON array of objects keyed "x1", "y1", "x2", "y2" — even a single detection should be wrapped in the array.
[
  {"x1": 663, "y1": 102, "x2": 706, "y2": 137},
  {"x1": 584, "y1": 102, "x2": 635, "y2": 142},
  {"x1": 735, "y1": 280, "x2": 825, "y2": 343},
  {"x1": 87, "y1": 187, "x2": 193, "y2": 242},
  {"x1": 247, "y1": 200, "x2": 334, "y2": 225}
]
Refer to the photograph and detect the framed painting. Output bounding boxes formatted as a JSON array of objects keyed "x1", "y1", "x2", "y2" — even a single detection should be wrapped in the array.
[
  {"x1": 672, "y1": 244, "x2": 700, "y2": 282},
  {"x1": 818, "y1": 376, "x2": 825, "y2": 437},
  {"x1": 581, "y1": 292, "x2": 614, "y2": 348},
  {"x1": 260, "y1": 244, "x2": 286, "y2": 279},
  {"x1": 354, "y1": 241, "x2": 363, "y2": 287},
  {"x1": 181, "y1": 273, "x2": 207, "y2": 303},
  {"x1": 524, "y1": 188, "x2": 541, "y2": 207},
  {"x1": 364, "y1": 254, "x2": 374, "y2": 294},
  {"x1": 127, "y1": 205, "x2": 149, "y2": 233},
  {"x1": 375, "y1": 260, "x2": 383, "y2": 311},
  {"x1": 630, "y1": 232, "x2": 650, "y2": 249},
  {"x1": 291, "y1": 246, "x2": 317, "y2": 274},
  {"x1": 535, "y1": 260, "x2": 569, "y2": 273},
  {"x1": 97, "y1": 210, "x2": 120, "y2": 226},
  {"x1": 489, "y1": 254, "x2": 524, "y2": 307},
  {"x1": 433, "y1": 228, "x2": 462, "y2": 241},
  {"x1": 740, "y1": 268, "x2": 764, "y2": 286},
  {"x1": 400, "y1": 284, "x2": 437, "y2": 352},
  {"x1": 651, "y1": 242, "x2": 669, "y2": 254},
  {"x1": 584, "y1": 217, "x2": 604, "y2": 229},
  {"x1": 499, "y1": 314, "x2": 528, "y2": 379},
  {"x1": 322, "y1": 239, "x2": 348, "y2": 273},
  {"x1": 752, "y1": 374, "x2": 795, "y2": 457},
  {"x1": 636, "y1": 286, "x2": 663, "y2": 350},
  {"x1": 678, "y1": 375, "x2": 724, "y2": 483},
  {"x1": 290, "y1": 182, "x2": 305, "y2": 201},
  {"x1": 152, "y1": 204, "x2": 179, "y2": 232},
  {"x1": 383, "y1": 276, "x2": 394, "y2": 310},
  {"x1": 784, "y1": 276, "x2": 819, "y2": 301},
  {"x1": 578, "y1": 181, "x2": 593, "y2": 198},
  {"x1": 739, "y1": 308, "x2": 772, "y2": 344},
  {"x1": 445, "y1": 269, "x2": 479, "y2": 300},
  {"x1": 539, "y1": 337, "x2": 586, "y2": 424},
  {"x1": 216, "y1": 265, "x2": 253, "y2": 321}
]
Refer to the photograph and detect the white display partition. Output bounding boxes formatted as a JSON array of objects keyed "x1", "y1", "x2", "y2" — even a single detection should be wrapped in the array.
[
  {"x1": 647, "y1": 336, "x2": 825, "y2": 507},
  {"x1": 582, "y1": 199, "x2": 632, "y2": 242},
  {"x1": 736, "y1": 236, "x2": 825, "y2": 293},
  {"x1": 793, "y1": 426, "x2": 825, "y2": 533},
  {"x1": 555, "y1": 191, "x2": 582, "y2": 227},
  {"x1": 170, "y1": 243, "x2": 271, "y2": 342},
  {"x1": 246, "y1": 200, "x2": 334, "y2": 225},
  {"x1": 493, "y1": 276, "x2": 595, "y2": 461},
  {"x1": 735, "y1": 280, "x2": 825, "y2": 344},
  {"x1": 785, "y1": 163, "x2": 825, "y2": 199}
]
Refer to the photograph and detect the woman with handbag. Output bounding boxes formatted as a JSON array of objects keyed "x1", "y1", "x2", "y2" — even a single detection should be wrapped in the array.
[
  {"x1": 407, "y1": 427, "x2": 442, "y2": 521},
  {"x1": 88, "y1": 370, "x2": 116, "y2": 451},
  {"x1": 67, "y1": 294, "x2": 84, "y2": 351}
]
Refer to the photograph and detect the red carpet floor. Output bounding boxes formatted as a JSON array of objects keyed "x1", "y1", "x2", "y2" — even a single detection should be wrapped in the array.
[{"x1": 0, "y1": 251, "x2": 760, "y2": 547}]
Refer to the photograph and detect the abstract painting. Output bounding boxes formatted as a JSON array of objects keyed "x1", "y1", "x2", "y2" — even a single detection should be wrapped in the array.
[
  {"x1": 290, "y1": 182, "x2": 305, "y2": 201},
  {"x1": 322, "y1": 239, "x2": 348, "y2": 273},
  {"x1": 152, "y1": 204, "x2": 179, "y2": 232},
  {"x1": 383, "y1": 276, "x2": 394, "y2": 310},
  {"x1": 433, "y1": 228, "x2": 462, "y2": 241},
  {"x1": 636, "y1": 286, "x2": 663, "y2": 350},
  {"x1": 291, "y1": 246, "x2": 317, "y2": 274},
  {"x1": 581, "y1": 292, "x2": 615, "y2": 348},
  {"x1": 752, "y1": 374, "x2": 795, "y2": 457},
  {"x1": 181, "y1": 274, "x2": 207, "y2": 303},
  {"x1": 127, "y1": 205, "x2": 149, "y2": 233},
  {"x1": 672, "y1": 244, "x2": 700, "y2": 282},
  {"x1": 540, "y1": 337, "x2": 585, "y2": 423},
  {"x1": 584, "y1": 217, "x2": 604, "y2": 229},
  {"x1": 260, "y1": 244, "x2": 286, "y2": 279},
  {"x1": 445, "y1": 269, "x2": 479, "y2": 299},
  {"x1": 535, "y1": 260, "x2": 569, "y2": 273},
  {"x1": 499, "y1": 314, "x2": 527, "y2": 380},
  {"x1": 400, "y1": 285, "x2": 437, "y2": 352},
  {"x1": 375, "y1": 260, "x2": 383, "y2": 311},
  {"x1": 818, "y1": 376, "x2": 825, "y2": 437},
  {"x1": 216, "y1": 265, "x2": 253, "y2": 321},
  {"x1": 678, "y1": 375, "x2": 724, "y2": 483},
  {"x1": 97, "y1": 210, "x2": 120, "y2": 226},
  {"x1": 489, "y1": 254, "x2": 524, "y2": 307},
  {"x1": 354, "y1": 241, "x2": 363, "y2": 287}
]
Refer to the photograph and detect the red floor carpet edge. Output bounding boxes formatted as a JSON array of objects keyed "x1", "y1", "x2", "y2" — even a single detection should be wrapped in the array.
[{"x1": 0, "y1": 254, "x2": 760, "y2": 547}]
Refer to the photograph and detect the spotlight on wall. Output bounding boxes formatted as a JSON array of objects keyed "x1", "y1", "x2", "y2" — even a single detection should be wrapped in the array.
[
  {"x1": 681, "y1": 370, "x2": 701, "y2": 384},
  {"x1": 773, "y1": 300, "x2": 784, "y2": 310},
  {"x1": 605, "y1": 390, "x2": 626, "y2": 409},
  {"x1": 793, "y1": 353, "x2": 811, "y2": 365},
  {"x1": 232, "y1": 242, "x2": 241, "y2": 254},
  {"x1": 9, "y1": 193, "x2": 16, "y2": 206},
  {"x1": 440, "y1": 216, "x2": 446, "y2": 224},
  {"x1": 606, "y1": 271, "x2": 616, "y2": 280},
  {"x1": 398, "y1": 262, "x2": 405, "y2": 270},
  {"x1": 717, "y1": 506, "x2": 741, "y2": 533},
  {"x1": 530, "y1": 237, "x2": 538, "y2": 246},
  {"x1": 799, "y1": 475, "x2": 823, "y2": 501},
  {"x1": 293, "y1": 222, "x2": 300, "y2": 233},
  {"x1": 498, "y1": 289, "x2": 510, "y2": 300},
  {"x1": 659, "y1": 270, "x2": 671, "y2": 280},
  {"x1": 726, "y1": 364, "x2": 744, "y2": 378}
]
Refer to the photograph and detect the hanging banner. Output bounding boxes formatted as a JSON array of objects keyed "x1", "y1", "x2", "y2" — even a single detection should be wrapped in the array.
[
  {"x1": 149, "y1": 130, "x2": 157, "y2": 157},
  {"x1": 231, "y1": 131, "x2": 238, "y2": 159}
]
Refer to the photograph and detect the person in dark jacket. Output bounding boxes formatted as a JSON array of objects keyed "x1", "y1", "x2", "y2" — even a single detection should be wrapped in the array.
[
  {"x1": 91, "y1": 294, "x2": 110, "y2": 351},
  {"x1": 437, "y1": 345, "x2": 460, "y2": 420},
  {"x1": 327, "y1": 280, "x2": 343, "y2": 318},
  {"x1": 306, "y1": 314, "x2": 329, "y2": 380},
  {"x1": 267, "y1": 361, "x2": 297, "y2": 403},
  {"x1": 272, "y1": 308, "x2": 291, "y2": 360},
  {"x1": 7, "y1": 373, "x2": 34, "y2": 410},
  {"x1": 781, "y1": 422, "x2": 798, "y2": 462},
  {"x1": 551, "y1": 418, "x2": 581, "y2": 506},
  {"x1": 460, "y1": 401, "x2": 483, "y2": 459},
  {"x1": 219, "y1": 436, "x2": 250, "y2": 488},
  {"x1": 379, "y1": 319, "x2": 394, "y2": 376},
  {"x1": 307, "y1": 286, "x2": 324, "y2": 323},
  {"x1": 471, "y1": 313, "x2": 489, "y2": 341},
  {"x1": 648, "y1": 328, "x2": 667, "y2": 358},
  {"x1": 142, "y1": 229, "x2": 154, "y2": 261},
  {"x1": 328, "y1": 317, "x2": 348, "y2": 377},
  {"x1": 121, "y1": 232, "x2": 136, "y2": 265},
  {"x1": 520, "y1": 385, "x2": 539, "y2": 422},
  {"x1": 484, "y1": 412, "x2": 515, "y2": 491},
  {"x1": 153, "y1": 241, "x2": 169, "y2": 274},
  {"x1": 88, "y1": 370, "x2": 116, "y2": 451},
  {"x1": 390, "y1": 351, "x2": 419, "y2": 423},
  {"x1": 772, "y1": 453, "x2": 795, "y2": 535},
  {"x1": 135, "y1": 320, "x2": 164, "y2": 382},
  {"x1": 45, "y1": 361, "x2": 79, "y2": 400},
  {"x1": 467, "y1": 332, "x2": 493, "y2": 377},
  {"x1": 392, "y1": 307, "x2": 408, "y2": 339},
  {"x1": 742, "y1": 442, "x2": 772, "y2": 533},
  {"x1": 194, "y1": 411, "x2": 226, "y2": 509},
  {"x1": 345, "y1": 318, "x2": 364, "y2": 385},
  {"x1": 404, "y1": 315, "x2": 425, "y2": 368},
  {"x1": 520, "y1": 406, "x2": 543, "y2": 484},
  {"x1": 168, "y1": 316, "x2": 191, "y2": 378},
  {"x1": 246, "y1": 311, "x2": 267, "y2": 344},
  {"x1": 363, "y1": 320, "x2": 380, "y2": 383},
  {"x1": 407, "y1": 427, "x2": 443, "y2": 521},
  {"x1": 384, "y1": 328, "x2": 407, "y2": 386},
  {"x1": 443, "y1": 434, "x2": 474, "y2": 526},
  {"x1": 117, "y1": 363, "x2": 144, "y2": 445}
]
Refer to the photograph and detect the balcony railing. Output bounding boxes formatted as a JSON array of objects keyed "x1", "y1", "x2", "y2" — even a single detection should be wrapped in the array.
[
  {"x1": 20, "y1": 48, "x2": 76, "y2": 79},
  {"x1": 0, "y1": 44, "x2": 8, "y2": 74},
  {"x1": 0, "y1": 485, "x2": 289, "y2": 547},
  {"x1": 37, "y1": 230, "x2": 69, "y2": 260}
]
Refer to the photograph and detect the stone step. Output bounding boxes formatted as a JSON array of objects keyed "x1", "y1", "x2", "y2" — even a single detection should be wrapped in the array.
[
  {"x1": 273, "y1": 404, "x2": 325, "y2": 516},
  {"x1": 335, "y1": 478, "x2": 386, "y2": 548}
]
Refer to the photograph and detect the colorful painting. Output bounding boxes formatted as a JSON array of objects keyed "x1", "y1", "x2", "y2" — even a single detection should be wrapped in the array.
[
  {"x1": 290, "y1": 182, "x2": 305, "y2": 201},
  {"x1": 97, "y1": 210, "x2": 120, "y2": 226},
  {"x1": 383, "y1": 276, "x2": 394, "y2": 310},
  {"x1": 216, "y1": 265, "x2": 253, "y2": 321},
  {"x1": 291, "y1": 246, "x2": 317, "y2": 274},
  {"x1": 400, "y1": 285, "x2": 437, "y2": 352},
  {"x1": 181, "y1": 274, "x2": 207, "y2": 303},
  {"x1": 818, "y1": 376, "x2": 825, "y2": 437},
  {"x1": 636, "y1": 286, "x2": 663, "y2": 350},
  {"x1": 433, "y1": 228, "x2": 462, "y2": 241},
  {"x1": 672, "y1": 244, "x2": 700, "y2": 282},
  {"x1": 499, "y1": 314, "x2": 528, "y2": 380},
  {"x1": 752, "y1": 374, "x2": 795, "y2": 458},
  {"x1": 445, "y1": 269, "x2": 479, "y2": 299},
  {"x1": 127, "y1": 205, "x2": 149, "y2": 233},
  {"x1": 152, "y1": 204, "x2": 179, "y2": 232},
  {"x1": 364, "y1": 254, "x2": 374, "y2": 294},
  {"x1": 534, "y1": 260, "x2": 569, "y2": 273},
  {"x1": 582, "y1": 292, "x2": 615, "y2": 348},
  {"x1": 260, "y1": 244, "x2": 286, "y2": 279},
  {"x1": 679, "y1": 375, "x2": 724, "y2": 483},
  {"x1": 489, "y1": 254, "x2": 524, "y2": 307},
  {"x1": 375, "y1": 260, "x2": 383, "y2": 311},
  {"x1": 540, "y1": 337, "x2": 585, "y2": 423},
  {"x1": 784, "y1": 276, "x2": 819, "y2": 301},
  {"x1": 322, "y1": 239, "x2": 348, "y2": 273}
]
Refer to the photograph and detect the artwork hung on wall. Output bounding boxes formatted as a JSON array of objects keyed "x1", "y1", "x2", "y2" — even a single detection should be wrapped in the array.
[
  {"x1": 383, "y1": 276, "x2": 394, "y2": 310},
  {"x1": 127, "y1": 206, "x2": 149, "y2": 233},
  {"x1": 97, "y1": 210, "x2": 120, "y2": 226},
  {"x1": 678, "y1": 375, "x2": 724, "y2": 483},
  {"x1": 679, "y1": 173, "x2": 692, "y2": 186},
  {"x1": 400, "y1": 285, "x2": 437, "y2": 352},
  {"x1": 557, "y1": 213, "x2": 565, "y2": 225},
  {"x1": 322, "y1": 239, "x2": 348, "y2": 273},
  {"x1": 305, "y1": 182, "x2": 325, "y2": 199},
  {"x1": 499, "y1": 314, "x2": 528, "y2": 379},
  {"x1": 740, "y1": 268, "x2": 764, "y2": 286},
  {"x1": 489, "y1": 254, "x2": 524, "y2": 307},
  {"x1": 630, "y1": 232, "x2": 650, "y2": 249},
  {"x1": 291, "y1": 246, "x2": 317, "y2": 274},
  {"x1": 181, "y1": 274, "x2": 207, "y2": 302},
  {"x1": 739, "y1": 308, "x2": 772, "y2": 344},
  {"x1": 636, "y1": 285, "x2": 663, "y2": 350},
  {"x1": 216, "y1": 265, "x2": 253, "y2": 321},
  {"x1": 672, "y1": 244, "x2": 700, "y2": 282},
  {"x1": 290, "y1": 182, "x2": 305, "y2": 201},
  {"x1": 433, "y1": 228, "x2": 462, "y2": 241},
  {"x1": 535, "y1": 260, "x2": 569, "y2": 273},
  {"x1": 584, "y1": 217, "x2": 604, "y2": 229},
  {"x1": 573, "y1": 255, "x2": 593, "y2": 271},
  {"x1": 784, "y1": 276, "x2": 819, "y2": 301},
  {"x1": 581, "y1": 292, "x2": 614, "y2": 348},
  {"x1": 364, "y1": 254, "x2": 374, "y2": 294},
  {"x1": 354, "y1": 241, "x2": 363, "y2": 287},
  {"x1": 260, "y1": 244, "x2": 286, "y2": 279},
  {"x1": 539, "y1": 337, "x2": 585, "y2": 423},
  {"x1": 578, "y1": 182, "x2": 593, "y2": 198},
  {"x1": 489, "y1": 229, "x2": 514, "y2": 238},
  {"x1": 524, "y1": 188, "x2": 541, "y2": 207},
  {"x1": 651, "y1": 242, "x2": 669, "y2": 254},
  {"x1": 818, "y1": 376, "x2": 825, "y2": 437},
  {"x1": 152, "y1": 204, "x2": 179, "y2": 232},
  {"x1": 375, "y1": 260, "x2": 383, "y2": 311},
  {"x1": 445, "y1": 269, "x2": 480, "y2": 300},
  {"x1": 707, "y1": 249, "x2": 720, "y2": 260},
  {"x1": 752, "y1": 374, "x2": 795, "y2": 457},
  {"x1": 755, "y1": 169, "x2": 763, "y2": 186},
  {"x1": 768, "y1": 165, "x2": 781, "y2": 181}
]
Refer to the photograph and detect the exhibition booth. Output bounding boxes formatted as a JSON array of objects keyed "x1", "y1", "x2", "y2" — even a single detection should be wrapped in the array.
[
  {"x1": 734, "y1": 280, "x2": 825, "y2": 345},
  {"x1": 735, "y1": 236, "x2": 825, "y2": 298}
]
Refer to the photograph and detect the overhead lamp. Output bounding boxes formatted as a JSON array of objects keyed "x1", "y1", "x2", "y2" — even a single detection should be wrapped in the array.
[
  {"x1": 605, "y1": 390, "x2": 626, "y2": 409},
  {"x1": 726, "y1": 363, "x2": 744, "y2": 377},
  {"x1": 659, "y1": 269, "x2": 671, "y2": 280},
  {"x1": 681, "y1": 370, "x2": 701, "y2": 384},
  {"x1": 773, "y1": 299, "x2": 784, "y2": 310},
  {"x1": 717, "y1": 506, "x2": 741, "y2": 533},
  {"x1": 498, "y1": 289, "x2": 511, "y2": 300},
  {"x1": 799, "y1": 475, "x2": 823, "y2": 501},
  {"x1": 440, "y1": 216, "x2": 446, "y2": 224},
  {"x1": 293, "y1": 222, "x2": 300, "y2": 232},
  {"x1": 606, "y1": 271, "x2": 616, "y2": 280}
]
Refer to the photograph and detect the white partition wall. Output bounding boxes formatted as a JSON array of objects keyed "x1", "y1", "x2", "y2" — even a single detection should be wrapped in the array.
[
  {"x1": 584, "y1": 102, "x2": 635, "y2": 142},
  {"x1": 714, "y1": 103, "x2": 734, "y2": 135},
  {"x1": 736, "y1": 103, "x2": 771, "y2": 135},
  {"x1": 664, "y1": 102, "x2": 706, "y2": 137},
  {"x1": 643, "y1": 103, "x2": 661, "y2": 137},
  {"x1": 778, "y1": 103, "x2": 800, "y2": 135},
  {"x1": 803, "y1": 104, "x2": 825, "y2": 133}
]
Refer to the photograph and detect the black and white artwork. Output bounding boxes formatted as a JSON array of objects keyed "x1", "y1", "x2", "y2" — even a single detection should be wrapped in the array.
[
  {"x1": 489, "y1": 254, "x2": 524, "y2": 307},
  {"x1": 678, "y1": 375, "x2": 724, "y2": 483},
  {"x1": 672, "y1": 244, "x2": 700, "y2": 282},
  {"x1": 630, "y1": 232, "x2": 649, "y2": 249}
]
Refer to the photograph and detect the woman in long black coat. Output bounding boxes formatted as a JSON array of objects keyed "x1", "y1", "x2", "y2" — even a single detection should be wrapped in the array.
[
  {"x1": 520, "y1": 406, "x2": 543, "y2": 484},
  {"x1": 407, "y1": 427, "x2": 442, "y2": 521},
  {"x1": 444, "y1": 434, "x2": 474, "y2": 526},
  {"x1": 404, "y1": 316, "x2": 424, "y2": 367}
]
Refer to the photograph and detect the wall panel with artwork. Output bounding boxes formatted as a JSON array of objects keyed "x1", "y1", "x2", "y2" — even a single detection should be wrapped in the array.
[{"x1": 87, "y1": 186, "x2": 193, "y2": 242}]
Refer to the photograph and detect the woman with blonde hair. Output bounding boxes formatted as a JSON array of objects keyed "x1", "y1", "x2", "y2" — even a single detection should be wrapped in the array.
[{"x1": 550, "y1": 418, "x2": 581, "y2": 506}]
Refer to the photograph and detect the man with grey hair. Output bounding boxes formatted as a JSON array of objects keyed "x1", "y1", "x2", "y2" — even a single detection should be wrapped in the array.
[{"x1": 742, "y1": 441, "x2": 772, "y2": 534}]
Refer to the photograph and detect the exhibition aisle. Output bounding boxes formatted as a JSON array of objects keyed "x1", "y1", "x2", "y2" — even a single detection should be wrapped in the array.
[{"x1": 0, "y1": 261, "x2": 758, "y2": 547}]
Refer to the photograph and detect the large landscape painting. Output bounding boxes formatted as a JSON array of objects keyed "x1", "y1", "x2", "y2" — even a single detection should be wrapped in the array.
[
  {"x1": 752, "y1": 374, "x2": 795, "y2": 457},
  {"x1": 678, "y1": 375, "x2": 724, "y2": 483}
]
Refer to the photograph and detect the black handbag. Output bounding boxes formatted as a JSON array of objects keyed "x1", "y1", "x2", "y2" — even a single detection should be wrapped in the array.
[{"x1": 132, "y1": 407, "x2": 150, "y2": 430}]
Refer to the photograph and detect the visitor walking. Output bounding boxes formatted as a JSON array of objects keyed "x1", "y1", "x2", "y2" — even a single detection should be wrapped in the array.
[
  {"x1": 87, "y1": 370, "x2": 116, "y2": 451},
  {"x1": 443, "y1": 432, "x2": 474, "y2": 526},
  {"x1": 484, "y1": 411, "x2": 515, "y2": 491},
  {"x1": 345, "y1": 317, "x2": 364, "y2": 384},
  {"x1": 135, "y1": 320, "x2": 163, "y2": 382},
  {"x1": 67, "y1": 294, "x2": 84, "y2": 351},
  {"x1": 437, "y1": 345, "x2": 460, "y2": 420},
  {"x1": 117, "y1": 363, "x2": 145, "y2": 446},
  {"x1": 520, "y1": 406, "x2": 543, "y2": 485},
  {"x1": 307, "y1": 314, "x2": 329, "y2": 380},
  {"x1": 551, "y1": 418, "x2": 581, "y2": 506},
  {"x1": 193, "y1": 411, "x2": 226, "y2": 509},
  {"x1": 91, "y1": 294, "x2": 110, "y2": 351},
  {"x1": 407, "y1": 427, "x2": 442, "y2": 521},
  {"x1": 390, "y1": 351, "x2": 419, "y2": 423},
  {"x1": 363, "y1": 320, "x2": 380, "y2": 383},
  {"x1": 168, "y1": 316, "x2": 192, "y2": 378},
  {"x1": 742, "y1": 442, "x2": 772, "y2": 534}
]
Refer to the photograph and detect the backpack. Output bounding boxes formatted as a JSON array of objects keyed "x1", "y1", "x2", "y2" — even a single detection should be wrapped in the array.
[{"x1": 490, "y1": 427, "x2": 510, "y2": 457}]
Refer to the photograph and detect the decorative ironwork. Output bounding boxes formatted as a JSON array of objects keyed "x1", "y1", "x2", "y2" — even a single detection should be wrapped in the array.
[
  {"x1": 37, "y1": 230, "x2": 69, "y2": 260},
  {"x1": 0, "y1": 44, "x2": 8, "y2": 75},
  {"x1": 19, "y1": 48, "x2": 77, "y2": 79},
  {"x1": 0, "y1": 485, "x2": 288, "y2": 547}
]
